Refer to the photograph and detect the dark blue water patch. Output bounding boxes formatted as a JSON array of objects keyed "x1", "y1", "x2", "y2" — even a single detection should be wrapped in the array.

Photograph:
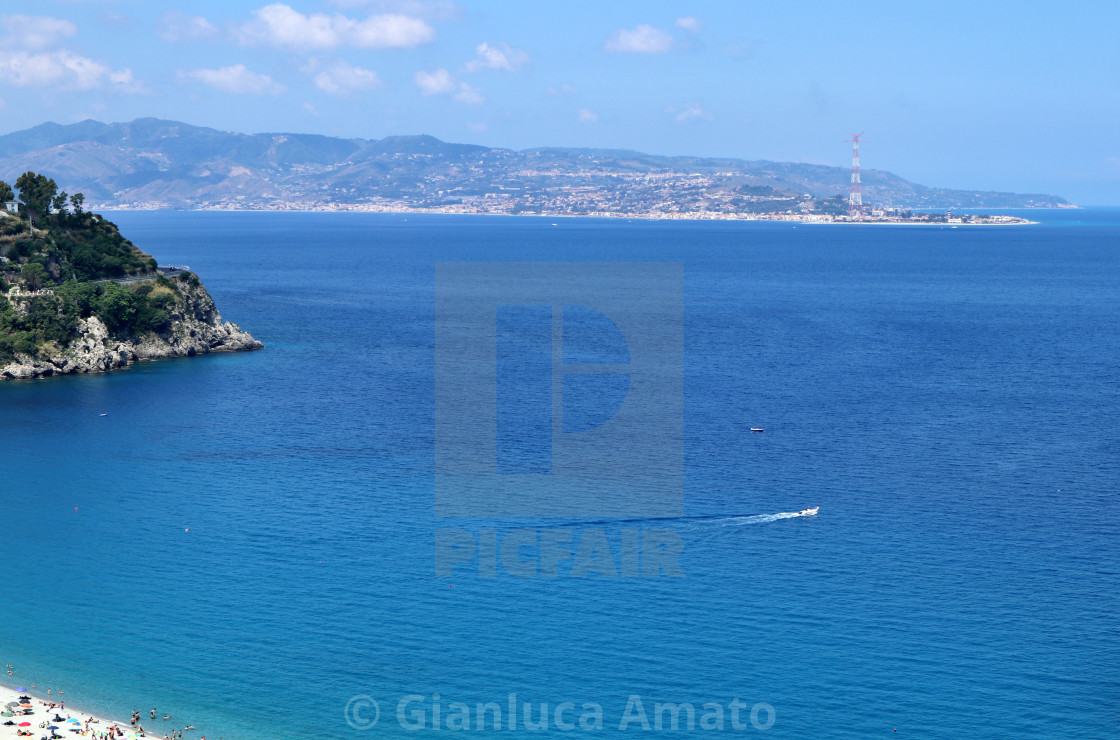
[
  {"x1": 0, "y1": 210, "x2": 1117, "y2": 740},
  {"x1": 497, "y1": 304, "x2": 553, "y2": 473}
]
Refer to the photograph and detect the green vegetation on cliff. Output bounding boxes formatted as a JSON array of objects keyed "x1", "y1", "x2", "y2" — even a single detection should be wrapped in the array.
[
  {"x1": 0, "y1": 171, "x2": 195, "y2": 364},
  {"x1": 2, "y1": 172, "x2": 156, "y2": 280}
]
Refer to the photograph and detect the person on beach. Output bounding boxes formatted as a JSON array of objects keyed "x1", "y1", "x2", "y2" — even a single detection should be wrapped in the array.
[{"x1": 151, "y1": 710, "x2": 155, "y2": 720}]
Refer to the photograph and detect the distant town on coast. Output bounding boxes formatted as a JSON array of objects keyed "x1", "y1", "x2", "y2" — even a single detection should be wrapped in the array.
[{"x1": 0, "y1": 119, "x2": 1070, "y2": 225}]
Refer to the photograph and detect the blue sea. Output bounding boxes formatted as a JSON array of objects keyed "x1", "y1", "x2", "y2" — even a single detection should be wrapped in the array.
[{"x1": 1, "y1": 210, "x2": 1117, "y2": 739}]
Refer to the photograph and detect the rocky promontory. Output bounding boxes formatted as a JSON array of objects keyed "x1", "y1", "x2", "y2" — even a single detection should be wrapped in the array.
[
  {"x1": 1, "y1": 277, "x2": 262, "y2": 380},
  {"x1": 1, "y1": 171, "x2": 262, "y2": 380}
]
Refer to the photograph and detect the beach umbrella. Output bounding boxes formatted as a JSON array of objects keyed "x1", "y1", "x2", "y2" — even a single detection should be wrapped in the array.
[
  {"x1": 18, "y1": 721, "x2": 31, "y2": 726},
  {"x1": 16, "y1": 687, "x2": 27, "y2": 692},
  {"x1": 48, "y1": 725, "x2": 60, "y2": 730},
  {"x1": 2, "y1": 712, "x2": 13, "y2": 717},
  {"x1": 68, "y1": 719, "x2": 82, "y2": 725}
]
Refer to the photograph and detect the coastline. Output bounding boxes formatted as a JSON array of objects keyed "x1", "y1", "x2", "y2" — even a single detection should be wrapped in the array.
[
  {"x1": 1, "y1": 684, "x2": 130, "y2": 740},
  {"x1": 0, "y1": 683, "x2": 207, "y2": 740},
  {"x1": 0, "y1": 276, "x2": 262, "y2": 382},
  {"x1": 95, "y1": 205, "x2": 1040, "y2": 225}
]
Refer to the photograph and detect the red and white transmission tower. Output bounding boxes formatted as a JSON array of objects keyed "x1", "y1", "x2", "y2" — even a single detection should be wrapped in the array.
[{"x1": 845, "y1": 132, "x2": 865, "y2": 219}]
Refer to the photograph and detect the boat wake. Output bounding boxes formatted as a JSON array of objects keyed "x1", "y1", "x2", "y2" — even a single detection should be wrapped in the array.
[
  {"x1": 563, "y1": 508, "x2": 818, "y2": 530},
  {"x1": 709, "y1": 511, "x2": 807, "y2": 526}
]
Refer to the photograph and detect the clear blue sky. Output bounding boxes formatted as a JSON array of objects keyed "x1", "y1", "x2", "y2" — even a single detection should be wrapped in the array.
[{"x1": 1, "y1": 0, "x2": 1118, "y2": 203}]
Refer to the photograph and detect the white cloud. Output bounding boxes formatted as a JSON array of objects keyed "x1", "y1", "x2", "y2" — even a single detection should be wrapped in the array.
[
  {"x1": 328, "y1": 0, "x2": 463, "y2": 21},
  {"x1": 0, "y1": 15, "x2": 78, "y2": 50},
  {"x1": 313, "y1": 61, "x2": 383, "y2": 95},
  {"x1": 237, "y1": 3, "x2": 434, "y2": 50},
  {"x1": 467, "y1": 121, "x2": 488, "y2": 133},
  {"x1": 158, "y1": 12, "x2": 218, "y2": 42},
  {"x1": 453, "y1": 82, "x2": 483, "y2": 104},
  {"x1": 672, "y1": 104, "x2": 712, "y2": 123},
  {"x1": 180, "y1": 64, "x2": 286, "y2": 95},
  {"x1": 675, "y1": 16, "x2": 700, "y2": 33},
  {"x1": 415, "y1": 67, "x2": 454, "y2": 95},
  {"x1": 107, "y1": 68, "x2": 135, "y2": 86},
  {"x1": 724, "y1": 39, "x2": 752, "y2": 58},
  {"x1": 578, "y1": 108, "x2": 598, "y2": 123},
  {"x1": 0, "y1": 14, "x2": 144, "y2": 92},
  {"x1": 463, "y1": 41, "x2": 527, "y2": 72},
  {"x1": 303, "y1": 101, "x2": 320, "y2": 116},
  {"x1": 416, "y1": 67, "x2": 482, "y2": 103},
  {"x1": 545, "y1": 83, "x2": 577, "y2": 96},
  {"x1": 100, "y1": 12, "x2": 136, "y2": 31},
  {"x1": 0, "y1": 49, "x2": 137, "y2": 90},
  {"x1": 604, "y1": 24, "x2": 674, "y2": 54}
]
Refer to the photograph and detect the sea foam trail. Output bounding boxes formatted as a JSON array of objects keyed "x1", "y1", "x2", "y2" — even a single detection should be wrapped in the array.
[
  {"x1": 709, "y1": 511, "x2": 806, "y2": 526},
  {"x1": 561, "y1": 511, "x2": 814, "y2": 529}
]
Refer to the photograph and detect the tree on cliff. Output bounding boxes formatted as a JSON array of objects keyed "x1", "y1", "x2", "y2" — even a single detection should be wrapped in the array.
[
  {"x1": 0, "y1": 180, "x2": 14, "y2": 202},
  {"x1": 20, "y1": 263, "x2": 48, "y2": 291},
  {"x1": 15, "y1": 171, "x2": 58, "y2": 225}
]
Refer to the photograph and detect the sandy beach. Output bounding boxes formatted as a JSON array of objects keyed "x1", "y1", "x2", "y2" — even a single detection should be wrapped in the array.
[{"x1": 0, "y1": 684, "x2": 162, "y2": 740}]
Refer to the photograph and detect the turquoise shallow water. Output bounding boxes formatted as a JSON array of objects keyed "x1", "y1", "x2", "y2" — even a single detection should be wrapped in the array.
[{"x1": 1, "y1": 210, "x2": 1118, "y2": 739}]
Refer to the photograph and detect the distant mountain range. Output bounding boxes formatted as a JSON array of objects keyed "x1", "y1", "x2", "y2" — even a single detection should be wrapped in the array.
[{"x1": 0, "y1": 118, "x2": 1069, "y2": 213}]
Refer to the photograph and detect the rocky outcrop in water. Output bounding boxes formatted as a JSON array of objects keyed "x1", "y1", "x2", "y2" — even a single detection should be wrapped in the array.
[{"x1": 1, "y1": 278, "x2": 262, "y2": 380}]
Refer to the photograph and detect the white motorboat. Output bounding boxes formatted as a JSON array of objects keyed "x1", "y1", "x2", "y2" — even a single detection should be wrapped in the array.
[{"x1": 797, "y1": 506, "x2": 819, "y2": 516}]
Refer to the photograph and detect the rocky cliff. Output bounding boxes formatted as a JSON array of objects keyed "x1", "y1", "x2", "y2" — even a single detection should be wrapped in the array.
[
  {"x1": 1, "y1": 178, "x2": 262, "y2": 381},
  {"x1": 1, "y1": 277, "x2": 262, "y2": 380}
]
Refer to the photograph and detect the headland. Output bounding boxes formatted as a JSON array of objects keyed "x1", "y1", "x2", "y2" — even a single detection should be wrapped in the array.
[{"x1": 0, "y1": 173, "x2": 261, "y2": 381}]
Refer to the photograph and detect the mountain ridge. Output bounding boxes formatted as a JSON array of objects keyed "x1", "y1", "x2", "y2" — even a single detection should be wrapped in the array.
[{"x1": 0, "y1": 118, "x2": 1070, "y2": 212}]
